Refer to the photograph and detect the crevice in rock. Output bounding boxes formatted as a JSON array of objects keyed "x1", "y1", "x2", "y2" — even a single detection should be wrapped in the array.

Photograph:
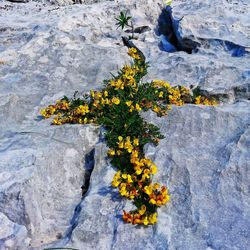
[
  {"x1": 233, "y1": 82, "x2": 250, "y2": 100},
  {"x1": 157, "y1": 6, "x2": 199, "y2": 54},
  {"x1": 157, "y1": 6, "x2": 250, "y2": 57},
  {"x1": 64, "y1": 148, "x2": 95, "y2": 241},
  {"x1": 212, "y1": 127, "x2": 249, "y2": 195},
  {"x1": 197, "y1": 84, "x2": 250, "y2": 103},
  {"x1": 125, "y1": 26, "x2": 151, "y2": 34},
  {"x1": 72, "y1": 0, "x2": 82, "y2": 4},
  {"x1": 111, "y1": 201, "x2": 125, "y2": 249},
  {"x1": 6, "y1": 0, "x2": 29, "y2": 3},
  {"x1": 198, "y1": 38, "x2": 249, "y2": 57}
]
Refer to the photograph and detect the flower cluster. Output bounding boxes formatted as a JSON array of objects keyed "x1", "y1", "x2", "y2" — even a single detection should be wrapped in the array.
[
  {"x1": 128, "y1": 48, "x2": 141, "y2": 60},
  {"x1": 109, "y1": 136, "x2": 170, "y2": 225},
  {"x1": 40, "y1": 46, "x2": 217, "y2": 226},
  {"x1": 195, "y1": 95, "x2": 217, "y2": 105}
]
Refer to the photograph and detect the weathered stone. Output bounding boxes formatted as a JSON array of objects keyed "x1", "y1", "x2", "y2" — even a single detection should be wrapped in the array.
[
  {"x1": 0, "y1": 0, "x2": 249, "y2": 249},
  {"x1": 49, "y1": 102, "x2": 249, "y2": 250},
  {"x1": 0, "y1": 125, "x2": 100, "y2": 249},
  {"x1": 171, "y1": 0, "x2": 250, "y2": 48}
]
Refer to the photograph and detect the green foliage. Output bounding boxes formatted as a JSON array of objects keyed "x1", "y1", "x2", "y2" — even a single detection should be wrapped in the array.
[
  {"x1": 115, "y1": 11, "x2": 135, "y2": 40},
  {"x1": 40, "y1": 11, "x2": 217, "y2": 226},
  {"x1": 115, "y1": 11, "x2": 132, "y2": 30}
]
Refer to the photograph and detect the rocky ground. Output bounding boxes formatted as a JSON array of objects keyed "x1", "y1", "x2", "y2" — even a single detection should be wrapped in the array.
[{"x1": 0, "y1": 0, "x2": 249, "y2": 249}]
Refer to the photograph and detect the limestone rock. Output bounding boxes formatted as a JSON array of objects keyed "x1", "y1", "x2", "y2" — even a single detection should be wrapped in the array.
[
  {"x1": 0, "y1": 125, "x2": 100, "y2": 249},
  {"x1": 0, "y1": 0, "x2": 249, "y2": 249},
  {"x1": 171, "y1": 0, "x2": 250, "y2": 48},
  {"x1": 52, "y1": 102, "x2": 250, "y2": 250}
]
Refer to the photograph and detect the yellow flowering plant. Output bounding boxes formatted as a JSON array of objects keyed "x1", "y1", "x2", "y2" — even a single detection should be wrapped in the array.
[{"x1": 40, "y1": 37, "x2": 216, "y2": 226}]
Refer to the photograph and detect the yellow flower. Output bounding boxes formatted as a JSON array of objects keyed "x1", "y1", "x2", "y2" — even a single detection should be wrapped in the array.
[
  {"x1": 118, "y1": 136, "x2": 123, "y2": 141},
  {"x1": 110, "y1": 79, "x2": 124, "y2": 90},
  {"x1": 112, "y1": 97, "x2": 120, "y2": 105},
  {"x1": 104, "y1": 90, "x2": 108, "y2": 97},
  {"x1": 108, "y1": 149, "x2": 115, "y2": 156},
  {"x1": 129, "y1": 48, "x2": 137, "y2": 54},
  {"x1": 142, "y1": 169, "x2": 150, "y2": 180},
  {"x1": 133, "y1": 138, "x2": 139, "y2": 146},
  {"x1": 135, "y1": 103, "x2": 141, "y2": 111},
  {"x1": 149, "y1": 198, "x2": 156, "y2": 205},
  {"x1": 143, "y1": 216, "x2": 149, "y2": 225},
  {"x1": 129, "y1": 105, "x2": 134, "y2": 112},
  {"x1": 40, "y1": 108, "x2": 50, "y2": 118},
  {"x1": 124, "y1": 139, "x2": 133, "y2": 153},
  {"x1": 195, "y1": 95, "x2": 217, "y2": 106},
  {"x1": 131, "y1": 149, "x2": 139, "y2": 159},
  {"x1": 167, "y1": 105, "x2": 172, "y2": 110},
  {"x1": 90, "y1": 90, "x2": 95, "y2": 98},
  {"x1": 151, "y1": 164, "x2": 157, "y2": 174},
  {"x1": 75, "y1": 104, "x2": 89, "y2": 115},
  {"x1": 105, "y1": 98, "x2": 110, "y2": 105},
  {"x1": 164, "y1": 82, "x2": 170, "y2": 89},
  {"x1": 112, "y1": 171, "x2": 121, "y2": 187},
  {"x1": 162, "y1": 194, "x2": 170, "y2": 204},
  {"x1": 127, "y1": 174, "x2": 133, "y2": 183},
  {"x1": 139, "y1": 205, "x2": 146, "y2": 215},
  {"x1": 149, "y1": 213, "x2": 158, "y2": 224},
  {"x1": 128, "y1": 48, "x2": 141, "y2": 60},
  {"x1": 153, "y1": 183, "x2": 160, "y2": 190},
  {"x1": 122, "y1": 173, "x2": 127, "y2": 179},
  {"x1": 40, "y1": 106, "x2": 56, "y2": 118},
  {"x1": 159, "y1": 91, "x2": 164, "y2": 98},
  {"x1": 127, "y1": 145, "x2": 133, "y2": 153},
  {"x1": 112, "y1": 179, "x2": 120, "y2": 187},
  {"x1": 153, "y1": 106, "x2": 160, "y2": 113},
  {"x1": 129, "y1": 193, "x2": 135, "y2": 199},
  {"x1": 119, "y1": 184, "x2": 129, "y2": 196},
  {"x1": 125, "y1": 100, "x2": 133, "y2": 107},
  {"x1": 135, "y1": 168, "x2": 142, "y2": 175},
  {"x1": 195, "y1": 96, "x2": 201, "y2": 104},
  {"x1": 95, "y1": 91, "x2": 102, "y2": 99},
  {"x1": 52, "y1": 117, "x2": 62, "y2": 125},
  {"x1": 101, "y1": 98, "x2": 105, "y2": 105},
  {"x1": 144, "y1": 185, "x2": 153, "y2": 195}
]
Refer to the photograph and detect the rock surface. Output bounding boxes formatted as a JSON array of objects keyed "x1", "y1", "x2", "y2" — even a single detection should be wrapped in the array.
[
  {"x1": 0, "y1": 125, "x2": 100, "y2": 249},
  {"x1": 55, "y1": 102, "x2": 250, "y2": 250},
  {"x1": 0, "y1": 0, "x2": 249, "y2": 250}
]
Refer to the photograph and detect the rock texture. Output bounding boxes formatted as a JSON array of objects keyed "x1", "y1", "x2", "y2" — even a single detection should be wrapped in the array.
[
  {"x1": 0, "y1": 0, "x2": 249, "y2": 249},
  {"x1": 55, "y1": 102, "x2": 250, "y2": 250},
  {"x1": 0, "y1": 125, "x2": 100, "y2": 249}
]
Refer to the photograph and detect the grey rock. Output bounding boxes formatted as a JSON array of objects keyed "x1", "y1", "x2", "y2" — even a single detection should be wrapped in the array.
[
  {"x1": 54, "y1": 102, "x2": 250, "y2": 250},
  {"x1": 0, "y1": 0, "x2": 249, "y2": 249},
  {"x1": 171, "y1": 0, "x2": 250, "y2": 48},
  {"x1": 0, "y1": 125, "x2": 100, "y2": 249}
]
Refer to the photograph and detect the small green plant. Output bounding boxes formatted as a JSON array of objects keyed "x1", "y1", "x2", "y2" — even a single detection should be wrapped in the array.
[
  {"x1": 115, "y1": 11, "x2": 132, "y2": 30},
  {"x1": 115, "y1": 11, "x2": 135, "y2": 40}
]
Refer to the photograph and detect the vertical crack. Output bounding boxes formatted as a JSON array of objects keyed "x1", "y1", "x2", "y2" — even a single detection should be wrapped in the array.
[
  {"x1": 64, "y1": 148, "x2": 95, "y2": 241},
  {"x1": 157, "y1": 6, "x2": 249, "y2": 57},
  {"x1": 157, "y1": 6, "x2": 199, "y2": 54}
]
